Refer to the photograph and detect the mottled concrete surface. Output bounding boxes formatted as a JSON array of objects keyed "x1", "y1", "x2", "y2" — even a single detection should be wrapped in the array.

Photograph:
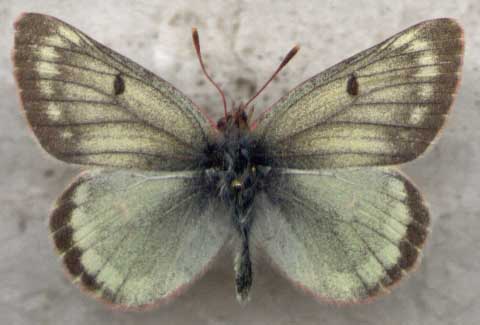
[{"x1": 1, "y1": 1, "x2": 479, "y2": 324}]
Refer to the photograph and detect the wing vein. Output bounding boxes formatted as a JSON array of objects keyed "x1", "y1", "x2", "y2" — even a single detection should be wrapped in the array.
[
  {"x1": 23, "y1": 76, "x2": 200, "y2": 150},
  {"x1": 59, "y1": 150, "x2": 198, "y2": 161},
  {"x1": 89, "y1": 39, "x2": 209, "y2": 144},
  {"x1": 270, "y1": 78, "x2": 445, "y2": 144},
  {"x1": 17, "y1": 57, "x2": 118, "y2": 76}
]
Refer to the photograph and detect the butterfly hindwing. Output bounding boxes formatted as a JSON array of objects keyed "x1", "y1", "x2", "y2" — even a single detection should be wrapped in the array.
[
  {"x1": 253, "y1": 18, "x2": 463, "y2": 169},
  {"x1": 252, "y1": 168, "x2": 428, "y2": 303},
  {"x1": 14, "y1": 13, "x2": 214, "y2": 171},
  {"x1": 50, "y1": 169, "x2": 230, "y2": 309}
]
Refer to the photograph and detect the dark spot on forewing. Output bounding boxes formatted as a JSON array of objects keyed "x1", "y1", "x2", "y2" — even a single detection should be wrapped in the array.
[
  {"x1": 347, "y1": 73, "x2": 359, "y2": 96},
  {"x1": 114, "y1": 74, "x2": 125, "y2": 95}
]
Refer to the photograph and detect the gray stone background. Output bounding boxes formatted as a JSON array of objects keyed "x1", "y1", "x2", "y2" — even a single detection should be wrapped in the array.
[{"x1": 1, "y1": 0, "x2": 479, "y2": 324}]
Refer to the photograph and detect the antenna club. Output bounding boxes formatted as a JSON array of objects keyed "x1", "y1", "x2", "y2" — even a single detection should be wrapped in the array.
[
  {"x1": 192, "y1": 27, "x2": 200, "y2": 53},
  {"x1": 279, "y1": 44, "x2": 300, "y2": 69},
  {"x1": 244, "y1": 44, "x2": 300, "y2": 109}
]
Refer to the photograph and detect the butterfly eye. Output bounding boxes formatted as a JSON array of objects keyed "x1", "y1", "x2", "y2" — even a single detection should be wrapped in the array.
[
  {"x1": 114, "y1": 73, "x2": 125, "y2": 95},
  {"x1": 346, "y1": 73, "x2": 359, "y2": 96}
]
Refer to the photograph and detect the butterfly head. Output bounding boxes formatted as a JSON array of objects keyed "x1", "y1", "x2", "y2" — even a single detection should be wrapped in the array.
[{"x1": 216, "y1": 104, "x2": 250, "y2": 132}]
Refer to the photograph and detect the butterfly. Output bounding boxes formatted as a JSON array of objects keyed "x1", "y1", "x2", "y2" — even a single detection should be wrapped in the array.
[{"x1": 13, "y1": 13, "x2": 464, "y2": 310}]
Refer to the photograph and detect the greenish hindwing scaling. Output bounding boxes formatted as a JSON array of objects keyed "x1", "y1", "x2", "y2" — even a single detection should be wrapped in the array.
[{"x1": 13, "y1": 13, "x2": 463, "y2": 309}]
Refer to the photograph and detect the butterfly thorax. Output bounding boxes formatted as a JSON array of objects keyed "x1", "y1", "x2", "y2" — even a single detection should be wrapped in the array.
[{"x1": 203, "y1": 107, "x2": 265, "y2": 202}]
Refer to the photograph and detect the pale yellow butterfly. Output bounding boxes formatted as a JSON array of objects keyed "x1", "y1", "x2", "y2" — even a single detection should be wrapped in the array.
[{"x1": 13, "y1": 13, "x2": 463, "y2": 309}]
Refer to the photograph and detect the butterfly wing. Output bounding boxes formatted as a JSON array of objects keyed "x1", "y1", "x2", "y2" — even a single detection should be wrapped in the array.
[
  {"x1": 50, "y1": 169, "x2": 230, "y2": 309},
  {"x1": 251, "y1": 168, "x2": 428, "y2": 303},
  {"x1": 14, "y1": 13, "x2": 214, "y2": 171},
  {"x1": 252, "y1": 18, "x2": 463, "y2": 169}
]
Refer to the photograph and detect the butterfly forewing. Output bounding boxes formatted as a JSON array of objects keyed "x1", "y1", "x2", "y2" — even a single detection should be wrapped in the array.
[
  {"x1": 252, "y1": 168, "x2": 428, "y2": 303},
  {"x1": 14, "y1": 13, "x2": 215, "y2": 171},
  {"x1": 253, "y1": 18, "x2": 463, "y2": 169},
  {"x1": 50, "y1": 169, "x2": 230, "y2": 309}
]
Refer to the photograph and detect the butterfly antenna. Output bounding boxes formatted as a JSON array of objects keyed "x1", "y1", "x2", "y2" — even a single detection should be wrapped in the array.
[
  {"x1": 244, "y1": 44, "x2": 300, "y2": 115},
  {"x1": 192, "y1": 27, "x2": 228, "y2": 118}
]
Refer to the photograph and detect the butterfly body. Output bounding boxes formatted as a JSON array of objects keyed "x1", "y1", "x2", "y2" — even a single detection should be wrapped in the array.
[
  {"x1": 204, "y1": 107, "x2": 267, "y2": 300},
  {"x1": 13, "y1": 13, "x2": 463, "y2": 309}
]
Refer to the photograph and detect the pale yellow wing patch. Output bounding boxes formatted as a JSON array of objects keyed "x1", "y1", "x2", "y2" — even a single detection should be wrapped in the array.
[
  {"x1": 50, "y1": 169, "x2": 230, "y2": 309},
  {"x1": 14, "y1": 13, "x2": 215, "y2": 170},
  {"x1": 251, "y1": 167, "x2": 428, "y2": 303},
  {"x1": 253, "y1": 19, "x2": 463, "y2": 169}
]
